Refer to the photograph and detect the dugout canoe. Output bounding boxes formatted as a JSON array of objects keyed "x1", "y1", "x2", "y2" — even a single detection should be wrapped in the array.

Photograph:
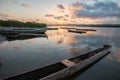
[
  {"x1": 68, "y1": 29, "x2": 86, "y2": 34},
  {"x1": 3, "y1": 45, "x2": 111, "y2": 80}
]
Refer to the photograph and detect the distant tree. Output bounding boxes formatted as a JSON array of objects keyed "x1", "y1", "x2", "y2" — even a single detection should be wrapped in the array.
[{"x1": 0, "y1": 20, "x2": 47, "y2": 28}]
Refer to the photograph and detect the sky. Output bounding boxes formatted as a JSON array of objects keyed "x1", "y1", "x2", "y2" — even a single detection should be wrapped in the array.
[{"x1": 0, "y1": 0, "x2": 120, "y2": 24}]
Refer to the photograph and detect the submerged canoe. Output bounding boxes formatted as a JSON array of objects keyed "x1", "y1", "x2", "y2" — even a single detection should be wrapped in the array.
[
  {"x1": 0, "y1": 28, "x2": 46, "y2": 34},
  {"x1": 5, "y1": 33, "x2": 48, "y2": 41},
  {"x1": 76, "y1": 29, "x2": 96, "y2": 31},
  {"x1": 68, "y1": 29, "x2": 86, "y2": 34},
  {"x1": 60, "y1": 27, "x2": 75, "y2": 29},
  {"x1": 3, "y1": 45, "x2": 111, "y2": 80},
  {"x1": 0, "y1": 30, "x2": 46, "y2": 34}
]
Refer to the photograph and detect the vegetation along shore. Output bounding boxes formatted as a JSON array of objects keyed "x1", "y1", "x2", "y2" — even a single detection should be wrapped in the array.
[{"x1": 0, "y1": 20, "x2": 47, "y2": 28}]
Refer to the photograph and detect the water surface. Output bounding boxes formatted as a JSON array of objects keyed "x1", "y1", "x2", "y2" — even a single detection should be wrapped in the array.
[{"x1": 0, "y1": 26, "x2": 120, "y2": 80}]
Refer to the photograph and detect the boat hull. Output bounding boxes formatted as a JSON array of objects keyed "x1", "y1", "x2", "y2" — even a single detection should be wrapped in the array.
[
  {"x1": 40, "y1": 48, "x2": 110, "y2": 80},
  {"x1": 68, "y1": 29, "x2": 86, "y2": 34},
  {"x1": 5, "y1": 33, "x2": 48, "y2": 41},
  {"x1": 3, "y1": 45, "x2": 111, "y2": 80},
  {"x1": 0, "y1": 30, "x2": 46, "y2": 34},
  {"x1": 76, "y1": 29, "x2": 96, "y2": 31}
]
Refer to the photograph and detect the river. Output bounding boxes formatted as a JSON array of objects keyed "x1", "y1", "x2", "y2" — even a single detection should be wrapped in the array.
[{"x1": 0, "y1": 26, "x2": 120, "y2": 80}]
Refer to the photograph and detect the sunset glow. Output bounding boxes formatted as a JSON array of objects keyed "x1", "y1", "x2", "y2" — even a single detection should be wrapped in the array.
[{"x1": 0, "y1": 0, "x2": 120, "y2": 25}]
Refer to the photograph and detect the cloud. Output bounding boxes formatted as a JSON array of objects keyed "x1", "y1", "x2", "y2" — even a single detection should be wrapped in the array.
[
  {"x1": 6, "y1": 0, "x2": 18, "y2": 4},
  {"x1": 35, "y1": 19, "x2": 39, "y2": 22},
  {"x1": 0, "y1": 13, "x2": 13, "y2": 20},
  {"x1": 21, "y1": 3, "x2": 30, "y2": 8},
  {"x1": 57, "y1": 4, "x2": 65, "y2": 9},
  {"x1": 6, "y1": 0, "x2": 30, "y2": 8},
  {"x1": 45, "y1": 14, "x2": 68, "y2": 21},
  {"x1": 45, "y1": 14, "x2": 54, "y2": 17},
  {"x1": 5, "y1": 0, "x2": 31, "y2": 8},
  {"x1": 54, "y1": 16, "x2": 68, "y2": 21},
  {"x1": 69, "y1": 0, "x2": 120, "y2": 19},
  {"x1": 54, "y1": 16, "x2": 64, "y2": 20},
  {"x1": 65, "y1": 15, "x2": 69, "y2": 17},
  {"x1": 26, "y1": 18, "x2": 40, "y2": 22}
]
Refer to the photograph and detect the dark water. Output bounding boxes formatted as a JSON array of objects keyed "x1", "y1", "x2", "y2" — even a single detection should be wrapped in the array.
[{"x1": 0, "y1": 26, "x2": 120, "y2": 80}]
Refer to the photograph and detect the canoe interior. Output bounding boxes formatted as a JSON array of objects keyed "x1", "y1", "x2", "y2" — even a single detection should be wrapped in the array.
[
  {"x1": 5, "y1": 33, "x2": 48, "y2": 41},
  {"x1": 0, "y1": 32, "x2": 48, "y2": 41},
  {"x1": 69, "y1": 45, "x2": 108, "y2": 63},
  {"x1": 4, "y1": 62, "x2": 67, "y2": 80},
  {"x1": 3, "y1": 45, "x2": 110, "y2": 80},
  {"x1": 0, "y1": 30, "x2": 46, "y2": 34},
  {"x1": 67, "y1": 52, "x2": 110, "y2": 80}
]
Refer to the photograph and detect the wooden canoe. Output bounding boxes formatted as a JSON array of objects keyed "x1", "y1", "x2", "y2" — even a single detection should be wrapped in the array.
[
  {"x1": 3, "y1": 45, "x2": 111, "y2": 80},
  {"x1": 68, "y1": 29, "x2": 86, "y2": 34},
  {"x1": 0, "y1": 28, "x2": 46, "y2": 34},
  {"x1": 60, "y1": 27, "x2": 75, "y2": 29},
  {"x1": 5, "y1": 33, "x2": 48, "y2": 41},
  {"x1": 76, "y1": 29, "x2": 96, "y2": 31},
  {"x1": 0, "y1": 30, "x2": 46, "y2": 34}
]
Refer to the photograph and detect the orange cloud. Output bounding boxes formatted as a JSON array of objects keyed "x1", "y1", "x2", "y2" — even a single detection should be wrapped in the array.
[{"x1": 0, "y1": 13, "x2": 14, "y2": 20}]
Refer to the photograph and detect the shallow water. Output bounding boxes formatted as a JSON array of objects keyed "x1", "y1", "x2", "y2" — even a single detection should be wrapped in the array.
[{"x1": 0, "y1": 26, "x2": 120, "y2": 80}]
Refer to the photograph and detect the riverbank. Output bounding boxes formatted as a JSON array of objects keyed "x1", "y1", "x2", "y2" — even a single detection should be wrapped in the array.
[{"x1": 0, "y1": 20, "x2": 47, "y2": 28}]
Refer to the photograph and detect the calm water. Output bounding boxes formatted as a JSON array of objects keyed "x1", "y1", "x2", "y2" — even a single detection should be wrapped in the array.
[{"x1": 0, "y1": 26, "x2": 120, "y2": 80}]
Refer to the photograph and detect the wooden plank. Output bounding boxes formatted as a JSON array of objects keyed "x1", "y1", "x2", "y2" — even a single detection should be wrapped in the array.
[{"x1": 61, "y1": 59, "x2": 75, "y2": 67}]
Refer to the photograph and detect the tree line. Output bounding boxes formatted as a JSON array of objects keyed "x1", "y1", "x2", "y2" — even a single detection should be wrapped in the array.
[
  {"x1": 0, "y1": 20, "x2": 47, "y2": 28},
  {"x1": 49, "y1": 24, "x2": 120, "y2": 27}
]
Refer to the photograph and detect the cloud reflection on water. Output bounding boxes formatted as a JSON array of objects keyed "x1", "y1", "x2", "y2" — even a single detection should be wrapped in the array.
[
  {"x1": 47, "y1": 26, "x2": 120, "y2": 62},
  {"x1": 0, "y1": 26, "x2": 120, "y2": 62},
  {"x1": 108, "y1": 47, "x2": 120, "y2": 62},
  {"x1": 46, "y1": 27, "x2": 94, "y2": 56},
  {"x1": 46, "y1": 28, "x2": 80, "y2": 45},
  {"x1": 0, "y1": 26, "x2": 120, "y2": 80},
  {"x1": 0, "y1": 41, "x2": 23, "y2": 50}
]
